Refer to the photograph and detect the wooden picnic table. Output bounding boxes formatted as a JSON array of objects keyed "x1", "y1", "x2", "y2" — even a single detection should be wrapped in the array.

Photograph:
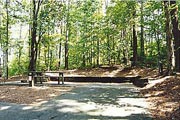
[{"x1": 29, "y1": 71, "x2": 64, "y2": 86}]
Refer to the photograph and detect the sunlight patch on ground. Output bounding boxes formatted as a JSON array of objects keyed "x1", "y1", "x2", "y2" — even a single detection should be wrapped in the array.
[
  {"x1": 48, "y1": 94, "x2": 57, "y2": 97},
  {"x1": 31, "y1": 101, "x2": 48, "y2": 107},
  {"x1": 117, "y1": 98, "x2": 149, "y2": 110},
  {"x1": 56, "y1": 97, "x2": 149, "y2": 117},
  {"x1": 29, "y1": 86, "x2": 49, "y2": 90},
  {"x1": 154, "y1": 91, "x2": 164, "y2": 96},
  {"x1": 162, "y1": 102, "x2": 179, "y2": 111},
  {"x1": 145, "y1": 76, "x2": 172, "y2": 89},
  {"x1": 0, "y1": 106, "x2": 11, "y2": 110},
  {"x1": 0, "y1": 96, "x2": 5, "y2": 99},
  {"x1": 107, "y1": 68, "x2": 122, "y2": 77},
  {"x1": 57, "y1": 99, "x2": 98, "y2": 113},
  {"x1": 22, "y1": 106, "x2": 33, "y2": 110},
  {"x1": 35, "y1": 99, "x2": 44, "y2": 102}
]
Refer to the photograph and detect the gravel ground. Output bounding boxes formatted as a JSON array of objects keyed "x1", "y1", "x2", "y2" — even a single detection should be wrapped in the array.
[{"x1": 0, "y1": 82, "x2": 152, "y2": 120}]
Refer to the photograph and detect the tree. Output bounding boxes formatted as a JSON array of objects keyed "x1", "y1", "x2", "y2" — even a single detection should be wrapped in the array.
[
  {"x1": 170, "y1": 1, "x2": 180, "y2": 72},
  {"x1": 164, "y1": 1, "x2": 174, "y2": 75},
  {"x1": 29, "y1": 0, "x2": 43, "y2": 72},
  {"x1": 132, "y1": 2, "x2": 138, "y2": 66},
  {"x1": 64, "y1": 0, "x2": 70, "y2": 70},
  {"x1": 3, "y1": 0, "x2": 9, "y2": 80},
  {"x1": 1, "y1": 0, "x2": 178, "y2": 78},
  {"x1": 140, "y1": 1, "x2": 145, "y2": 59}
]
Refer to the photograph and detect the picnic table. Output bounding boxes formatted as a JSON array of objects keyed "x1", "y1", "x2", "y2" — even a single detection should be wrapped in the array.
[{"x1": 29, "y1": 71, "x2": 64, "y2": 86}]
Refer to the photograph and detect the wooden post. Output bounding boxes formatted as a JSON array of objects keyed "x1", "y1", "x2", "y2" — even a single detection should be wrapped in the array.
[
  {"x1": 29, "y1": 72, "x2": 34, "y2": 87},
  {"x1": 62, "y1": 73, "x2": 64, "y2": 85},
  {"x1": 58, "y1": 72, "x2": 60, "y2": 85}
]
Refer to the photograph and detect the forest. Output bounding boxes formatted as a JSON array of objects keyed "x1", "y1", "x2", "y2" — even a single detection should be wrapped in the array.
[
  {"x1": 0, "y1": 0, "x2": 180, "y2": 119},
  {"x1": 0, "y1": 0, "x2": 180, "y2": 78}
]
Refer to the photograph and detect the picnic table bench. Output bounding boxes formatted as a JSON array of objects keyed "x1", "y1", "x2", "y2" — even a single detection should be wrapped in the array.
[{"x1": 29, "y1": 71, "x2": 64, "y2": 85}]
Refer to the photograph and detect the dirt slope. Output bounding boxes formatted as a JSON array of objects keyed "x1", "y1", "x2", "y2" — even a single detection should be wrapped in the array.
[{"x1": 141, "y1": 76, "x2": 180, "y2": 120}]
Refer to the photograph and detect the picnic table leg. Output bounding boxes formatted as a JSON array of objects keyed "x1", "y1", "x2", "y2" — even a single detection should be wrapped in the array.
[
  {"x1": 58, "y1": 76, "x2": 60, "y2": 85},
  {"x1": 29, "y1": 72, "x2": 34, "y2": 87},
  {"x1": 40, "y1": 77, "x2": 42, "y2": 84},
  {"x1": 62, "y1": 73, "x2": 64, "y2": 85},
  {"x1": 58, "y1": 73, "x2": 60, "y2": 85}
]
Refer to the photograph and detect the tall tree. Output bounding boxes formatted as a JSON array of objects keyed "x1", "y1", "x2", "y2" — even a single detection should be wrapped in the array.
[
  {"x1": 170, "y1": 1, "x2": 180, "y2": 72},
  {"x1": 64, "y1": 0, "x2": 70, "y2": 70},
  {"x1": 29, "y1": 0, "x2": 43, "y2": 72},
  {"x1": 132, "y1": 4, "x2": 138, "y2": 66},
  {"x1": 140, "y1": 1, "x2": 145, "y2": 59},
  {"x1": 4, "y1": 0, "x2": 9, "y2": 80},
  {"x1": 164, "y1": 1, "x2": 174, "y2": 75}
]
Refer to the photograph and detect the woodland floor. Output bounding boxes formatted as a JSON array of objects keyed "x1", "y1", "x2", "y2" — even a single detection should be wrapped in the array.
[
  {"x1": 140, "y1": 75, "x2": 180, "y2": 120},
  {"x1": 0, "y1": 84, "x2": 73, "y2": 105},
  {"x1": 0, "y1": 65, "x2": 179, "y2": 119}
]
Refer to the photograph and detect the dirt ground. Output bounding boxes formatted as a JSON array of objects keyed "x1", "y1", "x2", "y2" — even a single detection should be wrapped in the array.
[
  {"x1": 0, "y1": 66, "x2": 158, "y2": 106},
  {"x1": 0, "y1": 66, "x2": 179, "y2": 119},
  {"x1": 62, "y1": 65, "x2": 158, "y2": 78},
  {"x1": 141, "y1": 76, "x2": 180, "y2": 120},
  {"x1": 0, "y1": 84, "x2": 73, "y2": 105},
  {"x1": 0, "y1": 83, "x2": 151, "y2": 120}
]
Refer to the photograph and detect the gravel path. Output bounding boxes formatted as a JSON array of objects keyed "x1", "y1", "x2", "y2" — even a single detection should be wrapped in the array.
[{"x1": 0, "y1": 83, "x2": 152, "y2": 120}]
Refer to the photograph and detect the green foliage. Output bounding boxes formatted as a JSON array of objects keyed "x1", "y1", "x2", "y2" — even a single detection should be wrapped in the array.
[
  {"x1": 0, "y1": 0, "x2": 175, "y2": 73},
  {"x1": 9, "y1": 55, "x2": 29, "y2": 76}
]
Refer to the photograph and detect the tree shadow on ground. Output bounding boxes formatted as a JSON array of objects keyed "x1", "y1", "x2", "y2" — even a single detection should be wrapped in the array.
[{"x1": 0, "y1": 83, "x2": 153, "y2": 120}]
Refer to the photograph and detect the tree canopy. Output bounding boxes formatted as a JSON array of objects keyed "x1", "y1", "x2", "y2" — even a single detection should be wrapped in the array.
[{"x1": 0, "y1": 0, "x2": 180, "y2": 77}]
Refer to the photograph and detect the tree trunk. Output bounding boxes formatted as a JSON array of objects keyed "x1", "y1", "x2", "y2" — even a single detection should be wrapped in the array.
[
  {"x1": 107, "y1": 33, "x2": 110, "y2": 65},
  {"x1": 47, "y1": 25, "x2": 50, "y2": 70},
  {"x1": 18, "y1": 23, "x2": 23, "y2": 75},
  {"x1": 47, "y1": 45, "x2": 50, "y2": 70},
  {"x1": 164, "y1": 1, "x2": 174, "y2": 75},
  {"x1": 97, "y1": 37, "x2": 100, "y2": 67},
  {"x1": 156, "y1": 30, "x2": 163, "y2": 75},
  {"x1": 140, "y1": 1, "x2": 145, "y2": 59},
  {"x1": 4, "y1": 0, "x2": 9, "y2": 80},
  {"x1": 82, "y1": 42, "x2": 86, "y2": 67},
  {"x1": 65, "y1": 0, "x2": 70, "y2": 70},
  {"x1": 29, "y1": 0, "x2": 36, "y2": 72},
  {"x1": 58, "y1": 42, "x2": 61, "y2": 70},
  {"x1": 170, "y1": 1, "x2": 180, "y2": 72},
  {"x1": 50, "y1": 50, "x2": 52, "y2": 70},
  {"x1": 0, "y1": 12, "x2": 2, "y2": 70},
  {"x1": 29, "y1": 0, "x2": 43, "y2": 86},
  {"x1": 58, "y1": 19, "x2": 63, "y2": 70},
  {"x1": 132, "y1": 10, "x2": 138, "y2": 67},
  {"x1": 29, "y1": 0, "x2": 42, "y2": 72}
]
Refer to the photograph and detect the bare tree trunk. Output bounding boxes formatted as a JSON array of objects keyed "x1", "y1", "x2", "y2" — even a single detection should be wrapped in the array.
[
  {"x1": 132, "y1": 10, "x2": 138, "y2": 67},
  {"x1": 0, "y1": 7, "x2": 2, "y2": 72},
  {"x1": 164, "y1": 1, "x2": 174, "y2": 75},
  {"x1": 50, "y1": 50, "x2": 52, "y2": 70},
  {"x1": 140, "y1": 1, "x2": 144, "y2": 59},
  {"x1": 4, "y1": 0, "x2": 9, "y2": 80},
  {"x1": 65, "y1": 0, "x2": 70, "y2": 70},
  {"x1": 59, "y1": 42, "x2": 61, "y2": 69},
  {"x1": 29, "y1": 0, "x2": 43, "y2": 86},
  {"x1": 107, "y1": 33, "x2": 110, "y2": 65},
  {"x1": 82, "y1": 17, "x2": 86, "y2": 67},
  {"x1": 170, "y1": 1, "x2": 180, "y2": 72},
  {"x1": 58, "y1": 18, "x2": 63, "y2": 70},
  {"x1": 29, "y1": 0, "x2": 42, "y2": 71}
]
